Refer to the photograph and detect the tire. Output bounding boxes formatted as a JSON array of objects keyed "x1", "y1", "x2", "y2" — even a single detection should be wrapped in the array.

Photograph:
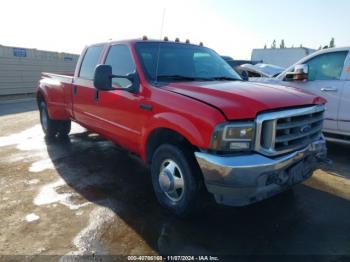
[
  {"x1": 39, "y1": 101, "x2": 71, "y2": 139},
  {"x1": 57, "y1": 120, "x2": 71, "y2": 138},
  {"x1": 151, "y1": 144, "x2": 204, "y2": 217}
]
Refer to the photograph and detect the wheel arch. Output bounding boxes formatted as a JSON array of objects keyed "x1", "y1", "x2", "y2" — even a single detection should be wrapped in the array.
[
  {"x1": 145, "y1": 127, "x2": 200, "y2": 165},
  {"x1": 36, "y1": 90, "x2": 46, "y2": 108},
  {"x1": 142, "y1": 112, "x2": 210, "y2": 164}
]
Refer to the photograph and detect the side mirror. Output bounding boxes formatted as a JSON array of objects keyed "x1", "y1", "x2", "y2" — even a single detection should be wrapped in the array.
[
  {"x1": 94, "y1": 64, "x2": 113, "y2": 90},
  {"x1": 93, "y1": 64, "x2": 139, "y2": 92},
  {"x1": 285, "y1": 64, "x2": 308, "y2": 81}
]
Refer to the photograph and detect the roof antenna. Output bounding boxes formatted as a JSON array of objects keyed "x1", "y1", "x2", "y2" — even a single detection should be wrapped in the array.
[{"x1": 155, "y1": 8, "x2": 166, "y2": 84}]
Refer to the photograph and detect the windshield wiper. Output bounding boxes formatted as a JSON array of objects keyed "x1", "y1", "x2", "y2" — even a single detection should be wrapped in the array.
[
  {"x1": 156, "y1": 75, "x2": 198, "y2": 81},
  {"x1": 207, "y1": 76, "x2": 240, "y2": 81},
  {"x1": 155, "y1": 75, "x2": 240, "y2": 82}
]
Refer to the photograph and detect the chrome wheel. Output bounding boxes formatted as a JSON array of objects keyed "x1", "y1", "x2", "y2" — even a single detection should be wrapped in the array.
[
  {"x1": 158, "y1": 159, "x2": 185, "y2": 202},
  {"x1": 40, "y1": 105, "x2": 48, "y2": 131}
]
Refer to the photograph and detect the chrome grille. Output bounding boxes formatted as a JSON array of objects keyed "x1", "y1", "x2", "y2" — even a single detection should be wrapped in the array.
[{"x1": 255, "y1": 105, "x2": 325, "y2": 156}]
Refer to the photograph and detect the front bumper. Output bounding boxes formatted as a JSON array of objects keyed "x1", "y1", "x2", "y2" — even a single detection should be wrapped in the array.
[{"x1": 195, "y1": 138, "x2": 327, "y2": 206}]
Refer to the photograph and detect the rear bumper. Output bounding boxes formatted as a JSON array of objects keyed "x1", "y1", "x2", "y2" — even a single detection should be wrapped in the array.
[{"x1": 195, "y1": 137, "x2": 327, "y2": 206}]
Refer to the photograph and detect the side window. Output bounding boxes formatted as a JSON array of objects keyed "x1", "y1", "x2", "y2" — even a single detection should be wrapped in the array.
[
  {"x1": 79, "y1": 45, "x2": 104, "y2": 80},
  {"x1": 306, "y1": 51, "x2": 348, "y2": 81},
  {"x1": 105, "y1": 45, "x2": 136, "y2": 88}
]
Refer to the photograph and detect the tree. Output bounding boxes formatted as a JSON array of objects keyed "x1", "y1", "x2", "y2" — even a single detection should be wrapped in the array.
[
  {"x1": 300, "y1": 44, "x2": 303, "y2": 48},
  {"x1": 318, "y1": 45, "x2": 322, "y2": 50},
  {"x1": 329, "y1": 37, "x2": 335, "y2": 48},
  {"x1": 264, "y1": 44, "x2": 267, "y2": 49},
  {"x1": 271, "y1": 40, "x2": 276, "y2": 49},
  {"x1": 280, "y1": 39, "x2": 286, "y2": 48}
]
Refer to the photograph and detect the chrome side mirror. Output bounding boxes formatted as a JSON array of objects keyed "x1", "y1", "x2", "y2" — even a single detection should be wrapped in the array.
[
  {"x1": 285, "y1": 64, "x2": 309, "y2": 81},
  {"x1": 295, "y1": 64, "x2": 308, "y2": 74}
]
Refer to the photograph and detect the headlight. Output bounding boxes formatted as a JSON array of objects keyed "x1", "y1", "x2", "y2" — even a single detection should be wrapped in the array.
[{"x1": 210, "y1": 122, "x2": 254, "y2": 152}]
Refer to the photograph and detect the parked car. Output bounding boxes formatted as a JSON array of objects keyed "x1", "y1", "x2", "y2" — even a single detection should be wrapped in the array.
[
  {"x1": 221, "y1": 56, "x2": 261, "y2": 79},
  {"x1": 264, "y1": 47, "x2": 350, "y2": 145},
  {"x1": 221, "y1": 56, "x2": 261, "y2": 68},
  {"x1": 37, "y1": 38, "x2": 327, "y2": 216},
  {"x1": 237, "y1": 63, "x2": 285, "y2": 79}
]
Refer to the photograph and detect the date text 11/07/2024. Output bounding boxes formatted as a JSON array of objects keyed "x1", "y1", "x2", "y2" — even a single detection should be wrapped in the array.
[{"x1": 127, "y1": 255, "x2": 220, "y2": 261}]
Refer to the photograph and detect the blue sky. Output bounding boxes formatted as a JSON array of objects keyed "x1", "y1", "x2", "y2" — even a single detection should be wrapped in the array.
[
  {"x1": 0, "y1": 0, "x2": 348, "y2": 59},
  {"x1": 209, "y1": 0, "x2": 350, "y2": 50}
]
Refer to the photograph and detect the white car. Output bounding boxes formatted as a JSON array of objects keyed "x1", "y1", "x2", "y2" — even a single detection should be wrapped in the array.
[
  {"x1": 259, "y1": 47, "x2": 350, "y2": 145},
  {"x1": 238, "y1": 63, "x2": 285, "y2": 79}
]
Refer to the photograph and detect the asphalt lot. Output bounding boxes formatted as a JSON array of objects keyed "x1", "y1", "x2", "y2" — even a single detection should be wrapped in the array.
[{"x1": 0, "y1": 99, "x2": 349, "y2": 260}]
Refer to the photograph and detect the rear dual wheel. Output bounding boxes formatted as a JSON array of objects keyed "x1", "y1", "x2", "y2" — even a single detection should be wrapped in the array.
[{"x1": 39, "y1": 101, "x2": 71, "y2": 139}]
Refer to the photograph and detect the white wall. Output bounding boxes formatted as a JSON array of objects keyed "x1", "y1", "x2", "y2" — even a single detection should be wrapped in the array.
[
  {"x1": 251, "y1": 48, "x2": 316, "y2": 68},
  {"x1": 0, "y1": 45, "x2": 79, "y2": 95}
]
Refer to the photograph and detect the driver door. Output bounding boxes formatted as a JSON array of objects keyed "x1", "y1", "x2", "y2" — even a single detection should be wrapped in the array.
[{"x1": 90, "y1": 44, "x2": 145, "y2": 154}]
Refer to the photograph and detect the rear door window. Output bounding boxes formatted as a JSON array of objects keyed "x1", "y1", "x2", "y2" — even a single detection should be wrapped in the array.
[{"x1": 79, "y1": 45, "x2": 104, "y2": 80}]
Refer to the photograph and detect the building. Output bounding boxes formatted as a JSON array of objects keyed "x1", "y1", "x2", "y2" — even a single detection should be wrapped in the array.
[
  {"x1": 251, "y1": 47, "x2": 316, "y2": 68},
  {"x1": 0, "y1": 45, "x2": 79, "y2": 95}
]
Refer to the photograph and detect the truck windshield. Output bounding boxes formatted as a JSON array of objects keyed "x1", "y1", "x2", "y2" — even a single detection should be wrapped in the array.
[{"x1": 135, "y1": 42, "x2": 242, "y2": 82}]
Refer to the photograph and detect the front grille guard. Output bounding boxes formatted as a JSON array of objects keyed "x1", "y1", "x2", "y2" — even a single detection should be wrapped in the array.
[{"x1": 254, "y1": 105, "x2": 325, "y2": 157}]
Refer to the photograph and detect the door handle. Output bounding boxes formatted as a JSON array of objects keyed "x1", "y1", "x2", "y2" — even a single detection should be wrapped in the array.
[
  {"x1": 321, "y1": 87, "x2": 338, "y2": 92},
  {"x1": 139, "y1": 104, "x2": 153, "y2": 111},
  {"x1": 73, "y1": 85, "x2": 78, "y2": 96},
  {"x1": 94, "y1": 90, "x2": 100, "y2": 102}
]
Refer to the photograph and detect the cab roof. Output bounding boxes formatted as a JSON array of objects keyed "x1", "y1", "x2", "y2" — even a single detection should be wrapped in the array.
[{"x1": 87, "y1": 38, "x2": 204, "y2": 48}]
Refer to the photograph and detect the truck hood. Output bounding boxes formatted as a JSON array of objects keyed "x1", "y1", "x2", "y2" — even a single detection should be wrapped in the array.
[{"x1": 162, "y1": 81, "x2": 325, "y2": 120}]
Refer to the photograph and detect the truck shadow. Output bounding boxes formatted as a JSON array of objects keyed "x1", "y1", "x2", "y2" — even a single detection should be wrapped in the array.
[{"x1": 45, "y1": 131, "x2": 350, "y2": 256}]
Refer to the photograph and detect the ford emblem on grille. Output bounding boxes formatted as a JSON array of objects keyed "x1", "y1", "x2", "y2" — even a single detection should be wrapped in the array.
[{"x1": 300, "y1": 125, "x2": 311, "y2": 133}]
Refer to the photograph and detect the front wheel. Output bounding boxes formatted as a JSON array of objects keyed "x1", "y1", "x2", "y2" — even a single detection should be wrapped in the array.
[
  {"x1": 151, "y1": 144, "x2": 204, "y2": 217},
  {"x1": 39, "y1": 101, "x2": 71, "y2": 139}
]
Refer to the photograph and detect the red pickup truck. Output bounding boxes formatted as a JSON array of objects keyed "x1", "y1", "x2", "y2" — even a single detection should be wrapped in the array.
[{"x1": 37, "y1": 39, "x2": 327, "y2": 216}]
